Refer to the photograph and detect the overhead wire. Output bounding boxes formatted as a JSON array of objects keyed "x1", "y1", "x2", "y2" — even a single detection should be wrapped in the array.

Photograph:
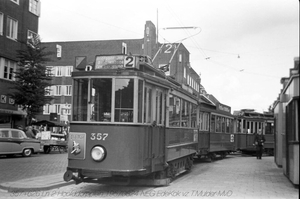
[
  {"x1": 161, "y1": 5, "x2": 287, "y2": 79},
  {"x1": 162, "y1": 4, "x2": 208, "y2": 59}
]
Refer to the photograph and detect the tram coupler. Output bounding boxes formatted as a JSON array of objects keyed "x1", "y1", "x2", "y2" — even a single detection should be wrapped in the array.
[{"x1": 63, "y1": 170, "x2": 83, "y2": 184}]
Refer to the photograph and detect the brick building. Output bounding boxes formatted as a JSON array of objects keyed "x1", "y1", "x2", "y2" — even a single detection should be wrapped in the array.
[{"x1": 0, "y1": 0, "x2": 40, "y2": 128}]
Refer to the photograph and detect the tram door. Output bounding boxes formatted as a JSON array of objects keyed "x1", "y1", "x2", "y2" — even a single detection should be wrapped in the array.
[{"x1": 144, "y1": 84, "x2": 166, "y2": 172}]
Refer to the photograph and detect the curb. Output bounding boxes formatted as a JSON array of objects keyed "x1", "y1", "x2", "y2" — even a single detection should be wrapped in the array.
[{"x1": 0, "y1": 180, "x2": 75, "y2": 192}]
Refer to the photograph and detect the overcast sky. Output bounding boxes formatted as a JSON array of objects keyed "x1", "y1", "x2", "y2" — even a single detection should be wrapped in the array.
[{"x1": 39, "y1": 0, "x2": 299, "y2": 113}]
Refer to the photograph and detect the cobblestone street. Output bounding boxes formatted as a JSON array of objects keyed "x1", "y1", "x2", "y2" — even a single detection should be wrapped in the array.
[{"x1": 0, "y1": 152, "x2": 67, "y2": 184}]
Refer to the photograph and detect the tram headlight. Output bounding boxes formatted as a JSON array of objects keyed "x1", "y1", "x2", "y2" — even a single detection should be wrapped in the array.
[{"x1": 91, "y1": 146, "x2": 106, "y2": 162}]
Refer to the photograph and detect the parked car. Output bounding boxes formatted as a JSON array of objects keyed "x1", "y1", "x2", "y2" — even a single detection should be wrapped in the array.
[{"x1": 0, "y1": 128, "x2": 41, "y2": 157}]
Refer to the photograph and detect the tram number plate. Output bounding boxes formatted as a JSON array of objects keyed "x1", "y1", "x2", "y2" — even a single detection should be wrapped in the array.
[
  {"x1": 230, "y1": 134, "x2": 234, "y2": 142},
  {"x1": 90, "y1": 133, "x2": 108, "y2": 141}
]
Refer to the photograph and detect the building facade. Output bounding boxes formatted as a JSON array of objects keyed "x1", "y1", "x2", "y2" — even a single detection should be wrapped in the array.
[
  {"x1": 0, "y1": 0, "x2": 40, "y2": 128},
  {"x1": 272, "y1": 56, "x2": 299, "y2": 185}
]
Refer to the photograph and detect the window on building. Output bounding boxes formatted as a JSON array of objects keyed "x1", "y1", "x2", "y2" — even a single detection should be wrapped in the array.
[
  {"x1": 66, "y1": 85, "x2": 72, "y2": 96},
  {"x1": 55, "y1": 104, "x2": 61, "y2": 115},
  {"x1": 43, "y1": 104, "x2": 51, "y2": 114},
  {"x1": 10, "y1": 0, "x2": 19, "y2": 5},
  {"x1": 65, "y1": 66, "x2": 73, "y2": 76},
  {"x1": 27, "y1": 30, "x2": 37, "y2": 40},
  {"x1": 64, "y1": 104, "x2": 71, "y2": 115},
  {"x1": 183, "y1": 67, "x2": 186, "y2": 79},
  {"x1": 45, "y1": 86, "x2": 51, "y2": 96},
  {"x1": 46, "y1": 66, "x2": 54, "y2": 76},
  {"x1": 286, "y1": 98, "x2": 299, "y2": 141},
  {"x1": 0, "y1": 12, "x2": 3, "y2": 35},
  {"x1": 55, "y1": 67, "x2": 63, "y2": 77},
  {"x1": 179, "y1": 54, "x2": 182, "y2": 63},
  {"x1": 55, "y1": 86, "x2": 61, "y2": 96},
  {"x1": 6, "y1": 17, "x2": 18, "y2": 40},
  {"x1": 29, "y1": 0, "x2": 40, "y2": 16},
  {"x1": 3, "y1": 59, "x2": 15, "y2": 80}
]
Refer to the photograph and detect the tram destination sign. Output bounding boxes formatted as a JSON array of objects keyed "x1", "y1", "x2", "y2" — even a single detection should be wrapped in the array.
[
  {"x1": 95, "y1": 55, "x2": 138, "y2": 69},
  {"x1": 217, "y1": 103, "x2": 231, "y2": 114}
]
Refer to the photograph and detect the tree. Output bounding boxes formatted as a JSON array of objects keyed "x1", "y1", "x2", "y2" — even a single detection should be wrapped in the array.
[{"x1": 10, "y1": 35, "x2": 54, "y2": 125}]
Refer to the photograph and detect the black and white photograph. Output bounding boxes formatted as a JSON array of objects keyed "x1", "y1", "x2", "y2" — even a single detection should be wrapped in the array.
[{"x1": 0, "y1": 0, "x2": 299, "y2": 198}]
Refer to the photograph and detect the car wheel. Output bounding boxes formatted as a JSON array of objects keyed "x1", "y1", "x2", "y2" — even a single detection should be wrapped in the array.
[{"x1": 22, "y1": 148, "x2": 32, "y2": 157}]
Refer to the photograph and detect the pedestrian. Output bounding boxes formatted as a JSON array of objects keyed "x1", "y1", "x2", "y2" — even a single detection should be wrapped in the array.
[
  {"x1": 35, "y1": 127, "x2": 42, "y2": 140},
  {"x1": 25, "y1": 126, "x2": 35, "y2": 139},
  {"x1": 32, "y1": 126, "x2": 38, "y2": 136},
  {"x1": 253, "y1": 129, "x2": 266, "y2": 159}
]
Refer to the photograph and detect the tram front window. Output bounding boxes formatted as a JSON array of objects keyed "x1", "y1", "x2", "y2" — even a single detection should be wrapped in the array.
[
  {"x1": 115, "y1": 79, "x2": 134, "y2": 122},
  {"x1": 91, "y1": 78, "x2": 112, "y2": 122},
  {"x1": 73, "y1": 79, "x2": 89, "y2": 121}
]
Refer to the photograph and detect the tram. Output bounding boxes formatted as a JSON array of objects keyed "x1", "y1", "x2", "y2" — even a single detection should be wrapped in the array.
[
  {"x1": 234, "y1": 109, "x2": 274, "y2": 155},
  {"x1": 63, "y1": 54, "x2": 199, "y2": 186},
  {"x1": 196, "y1": 95, "x2": 235, "y2": 160}
]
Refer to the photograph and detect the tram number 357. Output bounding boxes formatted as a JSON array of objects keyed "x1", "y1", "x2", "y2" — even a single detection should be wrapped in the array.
[{"x1": 90, "y1": 133, "x2": 108, "y2": 141}]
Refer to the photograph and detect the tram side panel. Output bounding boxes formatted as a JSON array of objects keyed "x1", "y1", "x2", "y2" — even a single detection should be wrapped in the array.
[
  {"x1": 236, "y1": 133, "x2": 256, "y2": 153},
  {"x1": 236, "y1": 133, "x2": 274, "y2": 155},
  {"x1": 210, "y1": 133, "x2": 235, "y2": 154},
  {"x1": 197, "y1": 131, "x2": 209, "y2": 156},
  {"x1": 165, "y1": 128, "x2": 198, "y2": 161},
  {"x1": 67, "y1": 124, "x2": 165, "y2": 177}
]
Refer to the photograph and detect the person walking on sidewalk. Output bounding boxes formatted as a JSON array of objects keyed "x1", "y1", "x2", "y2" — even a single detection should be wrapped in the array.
[{"x1": 253, "y1": 129, "x2": 266, "y2": 159}]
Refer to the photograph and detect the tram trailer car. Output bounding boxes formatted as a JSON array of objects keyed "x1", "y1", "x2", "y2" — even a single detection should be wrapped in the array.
[
  {"x1": 63, "y1": 54, "x2": 198, "y2": 186},
  {"x1": 234, "y1": 110, "x2": 274, "y2": 155},
  {"x1": 196, "y1": 97, "x2": 236, "y2": 160}
]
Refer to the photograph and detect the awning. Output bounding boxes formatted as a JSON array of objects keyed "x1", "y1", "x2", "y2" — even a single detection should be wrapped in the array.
[
  {"x1": 0, "y1": 108, "x2": 27, "y2": 116},
  {"x1": 31, "y1": 120, "x2": 67, "y2": 127}
]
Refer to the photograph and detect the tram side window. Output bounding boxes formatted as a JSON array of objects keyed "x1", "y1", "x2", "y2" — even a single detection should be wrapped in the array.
[
  {"x1": 216, "y1": 116, "x2": 222, "y2": 132},
  {"x1": 143, "y1": 87, "x2": 152, "y2": 123},
  {"x1": 156, "y1": 90, "x2": 164, "y2": 125},
  {"x1": 236, "y1": 119, "x2": 241, "y2": 133},
  {"x1": 221, "y1": 117, "x2": 225, "y2": 133},
  {"x1": 181, "y1": 100, "x2": 190, "y2": 127},
  {"x1": 115, "y1": 79, "x2": 134, "y2": 122},
  {"x1": 226, "y1": 118, "x2": 232, "y2": 133},
  {"x1": 169, "y1": 95, "x2": 181, "y2": 127},
  {"x1": 73, "y1": 79, "x2": 88, "y2": 121},
  {"x1": 138, "y1": 80, "x2": 143, "y2": 123},
  {"x1": 91, "y1": 78, "x2": 112, "y2": 122},
  {"x1": 211, "y1": 115, "x2": 215, "y2": 133},
  {"x1": 265, "y1": 122, "x2": 274, "y2": 135},
  {"x1": 200, "y1": 112, "x2": 209, "y2": 131},
  {"x1": 191, "y1": 104, "x2": 197, "y2": 128},
  {"x1": 199, "y1": 112, "x2": 203, "y2": 130}
]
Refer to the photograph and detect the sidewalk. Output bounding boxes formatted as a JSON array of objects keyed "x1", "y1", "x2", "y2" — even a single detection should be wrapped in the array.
[
  {"x1": 0, "y1": 154, "x2": 298, "y2": 198},
  {"x1": 0, "y1": 173, "x2": 74, "y2": 192}
]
